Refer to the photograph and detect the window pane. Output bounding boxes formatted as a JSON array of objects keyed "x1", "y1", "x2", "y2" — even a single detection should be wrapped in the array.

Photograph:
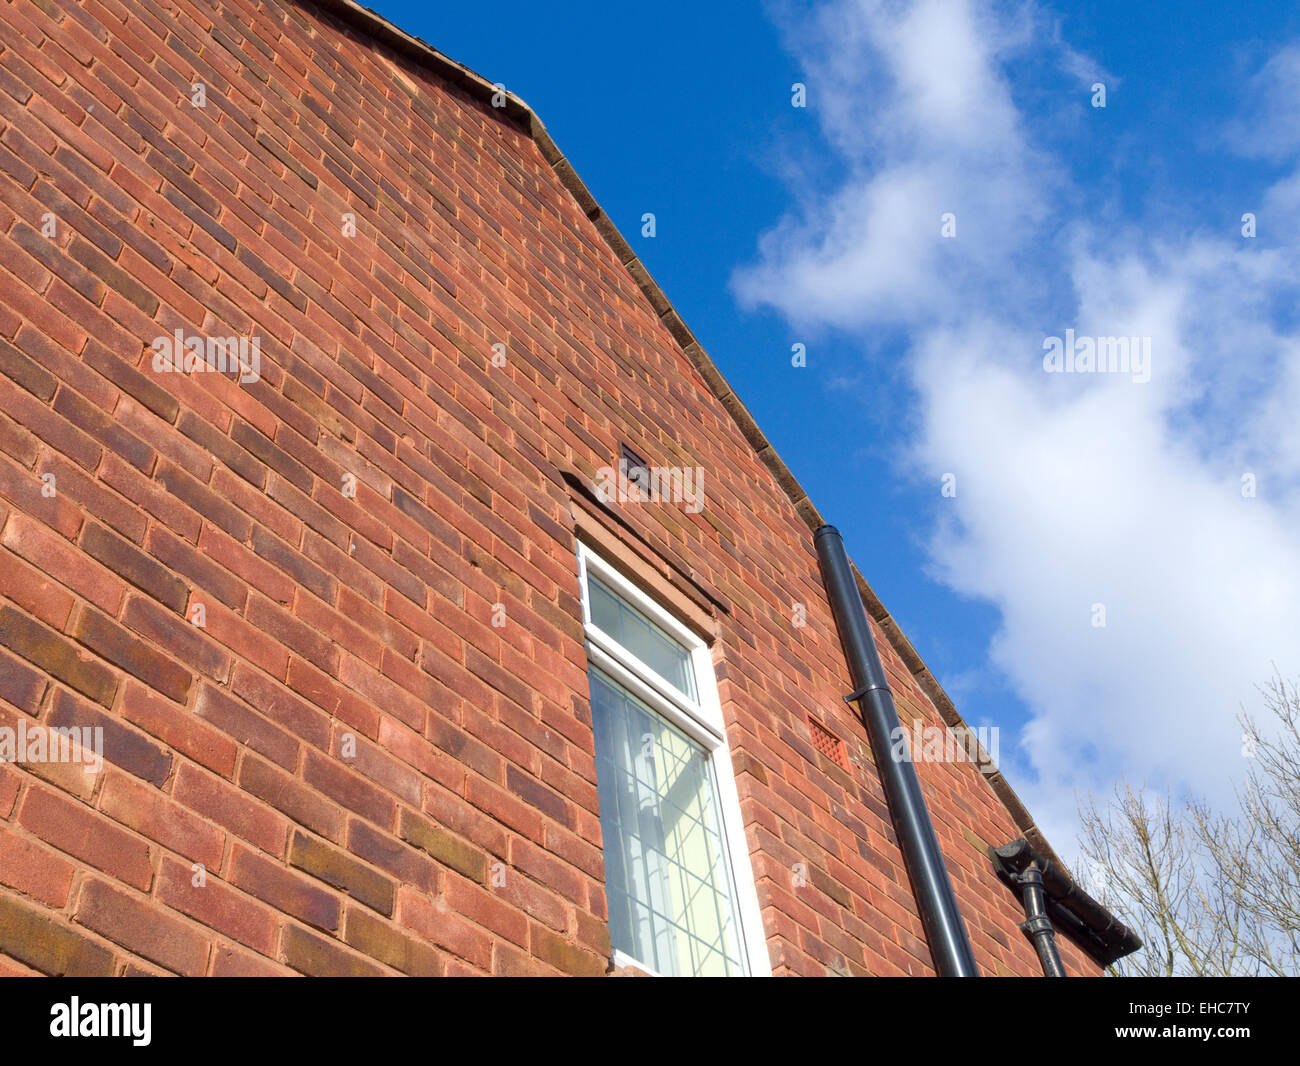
[
  {"x1": 588, "y1": 576, "x2": 697, "y2": 701},
  {"x1": 589, "y1": 668, "x2": 743, "y2": 976}
]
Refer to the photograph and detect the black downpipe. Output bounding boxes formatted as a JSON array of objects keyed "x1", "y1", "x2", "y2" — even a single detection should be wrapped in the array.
[
  {"x1": 1016, "y1": 865, "x2": 1067, "y2": 977},
  {"x1": 814, "y1": 525, "x2": 980, "y2": 977}
]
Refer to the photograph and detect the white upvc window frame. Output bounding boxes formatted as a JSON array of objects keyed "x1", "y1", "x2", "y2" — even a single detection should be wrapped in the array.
[{"x1": 577, "y1": 542, "x2": 771, "y2": 977}]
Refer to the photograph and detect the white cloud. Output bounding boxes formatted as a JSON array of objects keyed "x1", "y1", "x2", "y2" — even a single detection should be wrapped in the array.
[{"x1": 738, "y1": 0, "x2": 1300, "y2": 848}]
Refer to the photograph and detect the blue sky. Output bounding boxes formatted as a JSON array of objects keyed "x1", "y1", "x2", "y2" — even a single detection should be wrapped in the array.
[{"x1": 367, "y1": 0, "x2": 1300, "y2": 854}]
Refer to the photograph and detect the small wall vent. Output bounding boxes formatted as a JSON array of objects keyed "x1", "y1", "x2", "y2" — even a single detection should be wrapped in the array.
[{"x1": 808, "y1": 715, "x2": 848, "y2": 769}]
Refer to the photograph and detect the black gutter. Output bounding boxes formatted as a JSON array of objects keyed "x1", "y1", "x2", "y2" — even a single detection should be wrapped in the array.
[
  {"x1": 991, "y1": 838, "x2": 1142, "y2": 969},
  {"x1": 814, "y1": 525, "x2": 980, "y2": 977},
  {"x1": 1015, "y1": 864, "x2": 1067, "y2": 976}
]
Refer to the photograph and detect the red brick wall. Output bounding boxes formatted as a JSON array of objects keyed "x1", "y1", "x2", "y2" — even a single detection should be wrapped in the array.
[{"x1": 0, "y1": 0, "x2": 1101, "y2": 976}]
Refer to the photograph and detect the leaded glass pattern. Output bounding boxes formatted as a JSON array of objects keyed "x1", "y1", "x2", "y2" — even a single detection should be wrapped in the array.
[{"x1": 589, "y1": 668, "x2": 744, "y2": 976}]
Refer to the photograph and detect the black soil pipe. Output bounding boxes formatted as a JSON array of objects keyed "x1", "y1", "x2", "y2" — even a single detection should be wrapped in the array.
[
  {"x1": 814, "y1": 525, "x2": 980, "y2": 977},
  {"x1": 1017, "y1": 865, "x2": 1067, "y2": 976}
]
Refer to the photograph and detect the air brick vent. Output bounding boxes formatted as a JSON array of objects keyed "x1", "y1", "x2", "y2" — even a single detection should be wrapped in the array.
[{"x1": 808, "y1": 716, "x2": 848, "y2": 769}]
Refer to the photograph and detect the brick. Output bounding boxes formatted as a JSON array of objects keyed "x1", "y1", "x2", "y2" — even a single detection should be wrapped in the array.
[
  {"x1": 211, "y1": 944, "x2": 292, "y2": 976},
  {"x1": 0, "y1": 337, "x2": 57, "y2": 401},
  {"x1": 0, "y1": 647, "x2": 47, "y2": 714},
  {"x1": 251, "y1": 525, "x2": 335, "y2": 602},
  {"x1": 81, "y1": 521, "x2": 188, "y2": 612},
  {"x1": 157, "y1": 856, "x2": 279, "y2": 956},
  {"x1": 288, "y1": 829, "x2": 396, "y2": 916},
  {"x1": 0, "y1": 450, "x2": 86, "y2": 536},
  {"x1": 99, "y1": 771, "x2": 223, "y2": 869},
  {"x1": 83, "y1": 339, "x2": 181, "y2": 424},
  {"x1": 173, "y1": 762, "x2": 288, "y2": 856},
  {"x1": 68, "y1": 236, "x2": 160, "y2": 316},
  {"x1": 52, "y1": 386, "x2": 154, "y2": 473},
  {"x1": 343, "y1": 907, "x2": 442, "y2": 975},
  {"x1": 147, "y1": 524, "x2": 247, "y2": 611},
  {"x1": 397, "y1": 808, "x2": 487, "y2": 883},
  {"x1": 19, "y1": 785, "x2": 153, "y2": 890},
  {"x1": 0, "y1": 413, "x2": 39, "y2": 468},
  {"x1": 0, "y1": 548, "x2": 75, "y2": 629},
  {"x1": 245, "y1": 595, "x2": 337, "y2": 672},
  {"x1": 505, "y1": 763, "x2": 571, "y2": 828},
  {"x1": 0, "y1": 606, "x2": 116, "y2": 707},
  {"x1": 119, "y1": 679, "x2": 238, "y2": 779},
  {"x1": 230, "y1": 845, "x2": 341, "y2": 932},
  {"x1": 48, "y1": 686, "x2": 173, "y2": 787},
  {"x1": 530, "y1": 923, "x2": 607, "y2": 977},
  {"x1": 36, "y1": 451, "x2": 148, "y2": 544},
  {"x1": 230, "y1": 663, "x2": 331, "y2": 751},
  {"x1": 231, "y1": 419, "x2": 314, "y2": 494},
  {"x1": 238, "y1": 756, "x2": 344, "y2": 843},
  {"x1": 0, "y1": 828, "x2": 76, "y2": 907},
  {"x1": 157, "y1": 462, "x2": 252, "y2": 541},
  {"x1": 122, "y1": 593, "x2": 229, "y2": 682},
  {"x1": 302, "y1": 749, "x2": 395, "y2": 827},
  {"x1": 0, "y1": 892, "x2": 115, "y2": 976},
  {"x1": 3, "y1": 510, "x2": 124, "y2": 614},
  {"x1": 69, "y1": 604, "x2": 192, "y2": 703},
  {"x1": 445, "y1": 872, "x2": 528, "y2": 947},
  {"x1": 177, "y1": 410, "x2": 266, "y2": 487},
  {"x1": 346, "y1": 819, "x2": 440, "y2": 895},
  {"x1": 396, "y1": 887, "x2": 492, "y2": 970},
  {"x1": 281, "y1": 922, "x2": 386, "y2": 977},
  {"x1": 75, "y1": 878, "x2": 210, "y2": 975},
  {"x1": 195, "y1": 681, "x2": 299, "y2": 770}
]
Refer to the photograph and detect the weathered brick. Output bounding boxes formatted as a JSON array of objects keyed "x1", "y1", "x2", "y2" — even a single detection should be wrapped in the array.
[
  {"x1": 397, "y1": 807, "x2": 487, "y2": 882},
  {"x1": 395, "y1": 886, "x2": 492, "y2": 969},
  {"x1": 288, "y1": 829, "x2": 396, "y2": 916},
  {"x1": 3, "y1": 510, "x2": 124, "y2": 614},
  {"x1": 0, "y1": 337, "x2": 57, "y2": 401},
  {"x1": 505, "y1": 763, "x2": 571, "y2": 828},
  {"x1": 0, "y1": 893, "x2": 115, "y2": 976},
  {"x1": 157, "y1": 462, "x2": 251, "y2": 541},
  {"x1": 302, "y1": 749, "x2": 395, "y2": 828},
  {"x1": 0, "y1": 605, "x2": 116, "y2": 707},
  {"x1": 281, "y1": 922, "x2": 387, "y2": 977},
  {"x1": 0, "y1": 548, "x2": 75, "y2": 629},
  {"x1": 230, "y1": 845, "x2": 341, "y2": 932},
  {"x1": 230, "y1": 663, "x2": 331, "y2": 751},
  {"x1": 530, "y1": 923, "x2": 607, "y2": 977},
  {"x1": 119, "y1": 679, "x2": 238, "y2": 779},
  {"x1": 346, "y1": 818, "x2": 440, "y2": 895},
  {"x1": 231, "y1": 419, "x2": 314, "y2": 494},
  {"x1": 343, "y1": 907, "x2": 443, "y2": 975},
  {"x1": 81, "y1": 521, "x2": 188, "y2": 612},
  {"x1": 69, "y1": 604, "x2": 192, "y2": 703},
  {"x1": 211, "y1": 944, "x2": 292, "y2": 976}
]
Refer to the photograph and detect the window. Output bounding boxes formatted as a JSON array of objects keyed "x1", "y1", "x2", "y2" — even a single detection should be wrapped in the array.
[{"x1": 577, "y1": 544, "x2": 769, "y2": 977}]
